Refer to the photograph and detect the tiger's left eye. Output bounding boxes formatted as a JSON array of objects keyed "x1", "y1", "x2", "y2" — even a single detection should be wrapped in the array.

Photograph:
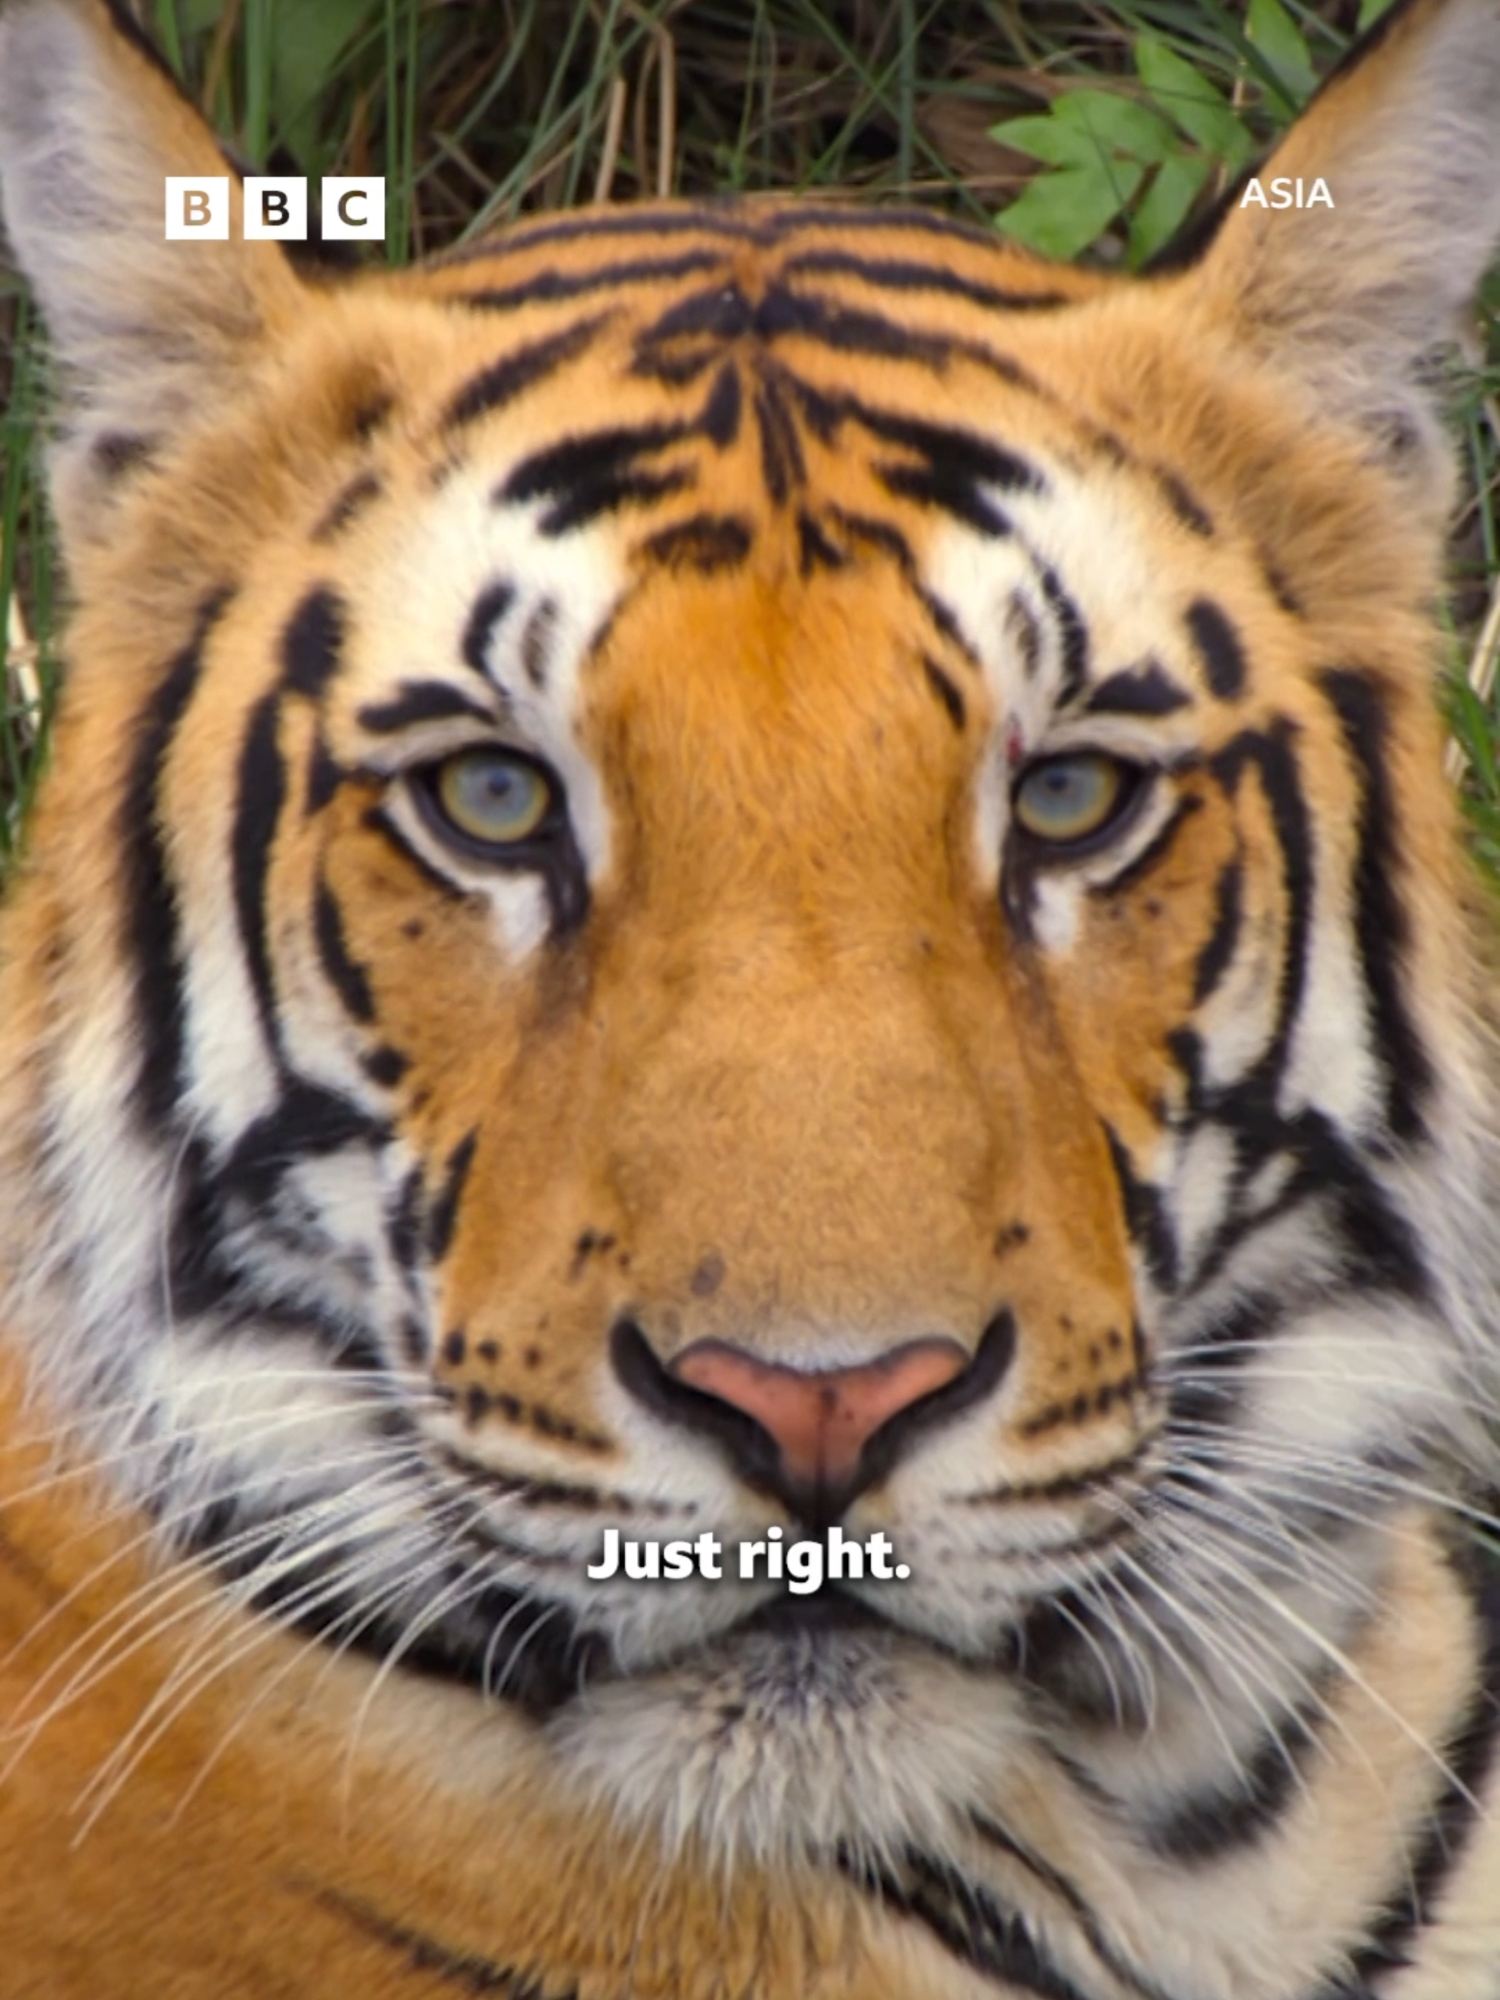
[
  {"x1": 431, "y1": 747, "x2": 553, "y2": 847},
  {"x1": 1013, "y1": 753, "x2": 1131, "y2": 847}
]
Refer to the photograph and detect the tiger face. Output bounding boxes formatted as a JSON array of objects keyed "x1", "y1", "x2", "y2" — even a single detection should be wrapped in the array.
[{"x1": 2, "y1": 2, "x2": 1500, "y2": 1995}]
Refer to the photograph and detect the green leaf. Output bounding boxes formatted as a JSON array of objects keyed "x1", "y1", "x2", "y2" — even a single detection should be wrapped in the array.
[
  {"x1": 1451, "y1": 678, "x2": 1500, "y2": 797},
  {"x1": 988, "y1": 113, "x2": 1099, "y2": 169},
  {"x1": 1134, "y1": 36, "x2": 1255, "y2": 170},
  {"x1": 1356, "y1": 0, "x2": 1401, "y2": 28},
  {"x1": 1247, "y1": 0, "x2": 1318, "y2": 109},
  {"x1": 271, "y1": 0, "x2": 379, "y2": 160},
  {"x1": 1127, "y1": 153, "x2": 1212, "y2": 266},
  {"x1": 995, "y1": 160, "x2": 1143, "y2": 261},
  {"x1": 1051, "y1": 89, "x2": 1181, "y2": 166},
  {"x1": 178, "y1": 0, "x2": 224, "y2": 33}
]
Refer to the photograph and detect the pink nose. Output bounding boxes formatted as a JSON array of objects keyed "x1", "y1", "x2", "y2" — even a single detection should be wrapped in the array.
[{"x1": 670, "y1": 1338, "x2": 969, "y2": 1491}]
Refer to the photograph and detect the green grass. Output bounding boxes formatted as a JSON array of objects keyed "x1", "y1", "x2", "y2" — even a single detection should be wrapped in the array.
[{"x1": 1, "y1": 0, "x2": 1498, "y2": 875}]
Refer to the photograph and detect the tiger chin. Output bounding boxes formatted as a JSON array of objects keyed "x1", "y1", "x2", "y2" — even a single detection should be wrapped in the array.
[{"x1": 2, "y1": 1, "x2": 1500, "y2": 1996}]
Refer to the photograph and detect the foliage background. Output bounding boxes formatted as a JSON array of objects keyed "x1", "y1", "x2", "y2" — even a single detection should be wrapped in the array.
[{"x1": 0, "y1": 0, "x2": 1497, "y2": 874}]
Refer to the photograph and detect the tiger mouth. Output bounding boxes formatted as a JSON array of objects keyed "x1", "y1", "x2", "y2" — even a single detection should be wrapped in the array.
[
  {"x1": 593, "y1": 1512, "x2": 1145, "y2": 1684},
  {"x1": 724, "y1": 1585, "x2": 891, "y2": 1645}
]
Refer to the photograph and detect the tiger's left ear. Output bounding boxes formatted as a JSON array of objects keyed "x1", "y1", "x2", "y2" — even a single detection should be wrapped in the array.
[
  {"x1": 0, "y1": 0, "x2": 308, "y2": 546},
  {"x1": 1187, "y1": 0, "x2": 1500, "y2": 500}
]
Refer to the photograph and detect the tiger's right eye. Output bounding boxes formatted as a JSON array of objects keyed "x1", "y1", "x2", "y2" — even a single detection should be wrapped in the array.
[{"x1": 428, "y1": 747, "x2": 553, "y2": 850}]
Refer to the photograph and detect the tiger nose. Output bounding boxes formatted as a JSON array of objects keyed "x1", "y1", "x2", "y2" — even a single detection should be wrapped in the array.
[{"x1": 670, "y1": 1338, "x2": 969, "y2": 1492}]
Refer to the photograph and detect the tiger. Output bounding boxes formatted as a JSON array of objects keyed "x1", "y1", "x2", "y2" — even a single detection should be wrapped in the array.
[{"x1": 0, "y1": 0, "x2": 1498, "y2": 1994}]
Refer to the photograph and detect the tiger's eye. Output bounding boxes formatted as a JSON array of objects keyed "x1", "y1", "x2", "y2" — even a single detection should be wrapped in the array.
[
  {"x1": 433, "y1": 748, "x2": 552, "y2": 846},
  {"x1": 1013, "y1": 754, "x2": 1127, "y2": 846}
]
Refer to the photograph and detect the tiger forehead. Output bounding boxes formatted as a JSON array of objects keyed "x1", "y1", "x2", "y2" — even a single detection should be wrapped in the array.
[{"x1": 409, "y1": 204, "x2": 1113, "y2": 533}]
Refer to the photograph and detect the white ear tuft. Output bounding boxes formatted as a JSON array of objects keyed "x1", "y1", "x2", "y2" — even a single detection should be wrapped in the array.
[
  {"x1": 0, "y1": 0, "x2": 306, "y2": 539},
  {"x1": 1190, "y1": 0, "x2": 1500, "y2": 491}
]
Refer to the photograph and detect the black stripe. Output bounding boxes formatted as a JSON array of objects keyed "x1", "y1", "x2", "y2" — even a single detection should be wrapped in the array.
[
  {"x1": 361, "y1": 1044, "x2": 409, "y2": 1087},
  {"x1": 313, "y1": 876, "x2": 374, "y2": 1024},
  {"x1": 755, "y1": 283, "x2": 1044, "y2": 398},
  {"x1": 349, "y1": 392, "x2": 394, "y2": 440},
  {"x1": 849, "y1": 402, "x2": 1043, "y2": 500},
  {"x1": 1141, "y1": 1707, "x2": 1317, "y2": 1862},
  {"x1": 1317, "y1": 1582, "x2": 1500, "y2": 1995},
  {"x1": 1011, "y1": 1594, "x2": 1152, "y2": 1729},
  {"x1": 427, "y1": 1129, "x2": 478, "y2": 1262},
  {"x1": 969, "y1": 1811, "x2": 1168, "y2": 2000},
  {"x1": 781, "y1": 248, "x2": 1070, "y2": 311},
  {"x1": 759, "y1": 283, "x2": 961, "y2": 368},
  {"x1": 774, "y1": 363, "x2": 1048, "y2": 474},
  {"x1": 840, "y1": 1847, "x2": 1096, "y2": 2000},
  {"x1": 1104, "y1": 1123, "x2": 1179, "y2": 1292},
  {"x1": 639, "y1": 512, "x2": 753, "y2": 574},
  {"x1": 121, "y1": 590, "x2": 232, "y2": 1126},
  {"x1": 878, "y1": 458, "x2": 1011, "y2": 536},
  {"x1": 520, "y1": 600, "x2": 558, "y2": 689},
  {"x1": 1185, "y1": 598, "x2": 1247, "y2": 701},
  {"x1": 92, "y1": 430, "x2": 157, "y2": 481},
  {"x1": 498, "y1": 418, "x2": 691, "y2": 522},
  {"x1": 1210, "y1": 721, "x2": 1312, "y2": 1079},
  {"x1": 701, "y1": 361, "x2": 742, "y2": 447},
  {"x1": 281, "y1": 586, "x2": 346, "y2": 698},
  {"x1": 444, "y1": 316, "x2": 609, "y2": 430},
  {"x1": 357, "y1": 680, "x2": 498, "y2": 735},
  {"x1": 305, "y1": 738, "x2": 344, "y2": 813},
  {"x1": 824, "y1": 504, "x2": 917, "y2": 579},
  {"x1": 216, "y1": 1081, "x2": 386, "y2": 1210},
  {"x1": 1037, "y1": 564, "x2": 1089, "y2": 706},
  {"x1": 309, "y1": 1886, "x2": 575, "y2": 1999},
  {"x1": 231, "y1": 694, "x2": 287, "y2": 1053},
  {"x1": 754, "y1": 379, "x2": 804, "y2": 504},
  {"x1": 215, "y1": 1525, "x2": 607, "y2": 1716},
  {"x1": 1184, "y1": 1105, "x2": 1431, "y2": 1304},
  {"x1": 436, "y1": 198, "x2": 1012, "y2": 272},
  {"x1": 1008, "y1": 592, "x2": 1043, "y2": 678},
  {"x1": 311, "y1": 472, "x2": 381, "y2": 543},
  {"x1": 1261, "y1": 553, "x2": 1304, "y2": 618},
  {"x1": 437, "y1": 206, "x2": 776, "y2": 268},
  {"x1": 1315, "y1": 667, "x2": 1432, "y2": 1143},
  {"x1": 1156, "y1": 471, "x2": 1213, "y2": 538},
  {"x1": 796, "y1": 510, "x2": 845, "y2": 575},
  {"x1": 635, "y1": 279, "x2": 753, "y2": 348},
  {"x1": 455, "y1": 247, "x2": 724, "y2": 313},
  {"x1": 387, "y1": 1164, "x2": 425, "y2": 1274},
  {"x1": 1164, "y1": 1290, "x2": 1287, "y2": 1433},
  {"x1": 765, "y1": 201, "x2": 1028, "y2": 249},
  {"x1": 461, "y1": 581, "x2": 517, "y2": 681},
  {"x1": 922, "y1": 656, "x2": 966, "y2": 730},
  {"x1": 1311, "y1": 1128, "x2": 1431, "y2": 1298},
  {"x1": 1192, "y1": 858, "x2": 1244, "y2": 1004},
  {"x1": 1084, "y1": 662, "x2": 1192, "y2": 718},
  {"x1": 538, "y1": 824, "x2": 591, "y2": 941}
]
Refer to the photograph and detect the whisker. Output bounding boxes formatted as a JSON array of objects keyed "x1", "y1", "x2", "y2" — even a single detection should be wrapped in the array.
[
  {"x1": 67, "y1": 1490, "x2": 471, "y2": 1838},
  {"x1": 2, "y1": 1452, "x2": 418, "y2": 1763},
  {"x1": 156, "y1": 1495, "x2": 487, "y2": 1832},
  {"x1": 1102, "y1": 1534, "x2": 1297, "y2": 1796},
  {"x1": 1165, "y1": 1533, "x2": 1484, "y2": 1816}
]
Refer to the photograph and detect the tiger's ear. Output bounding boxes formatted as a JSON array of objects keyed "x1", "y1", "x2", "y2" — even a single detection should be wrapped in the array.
[
  {"x1": 0, "y1": 0, "x2": 307, "y2": 542},
  {"x1": 1187, "y1": 0, "x2": 1500, "y2": 499}
]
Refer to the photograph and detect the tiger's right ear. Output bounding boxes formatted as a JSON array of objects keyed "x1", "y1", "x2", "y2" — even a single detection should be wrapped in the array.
[{"x1": 0, "y1": 0, "x2": 307, "y2": 541}]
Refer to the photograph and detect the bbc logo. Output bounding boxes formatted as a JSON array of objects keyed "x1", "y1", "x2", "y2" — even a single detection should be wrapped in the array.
[{"x1": 165, "y1": 177, "x2": 385, "y2": 242}]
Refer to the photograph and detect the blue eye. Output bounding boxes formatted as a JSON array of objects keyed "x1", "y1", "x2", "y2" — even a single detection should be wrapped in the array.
[
  {"x1": 432, "y1": 748, "x2": 553, "y2": 847},
  {"x1": 1013, "y1": 754, "x2": 1130, "y2": 846}
]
